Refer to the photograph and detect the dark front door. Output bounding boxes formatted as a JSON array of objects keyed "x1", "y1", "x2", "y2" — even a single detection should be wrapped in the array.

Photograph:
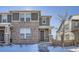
[
  {"x1": 0, "y1": 30, "x2": 4, "y2": 41},
  {"x1": 40, "y1": 30, "x2": 44, "y2": 41}
]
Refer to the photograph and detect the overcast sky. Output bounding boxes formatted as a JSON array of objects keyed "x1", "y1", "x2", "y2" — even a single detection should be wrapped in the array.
[{"x1": 0, "y1": 6, "x2": 79, "y2": 38}]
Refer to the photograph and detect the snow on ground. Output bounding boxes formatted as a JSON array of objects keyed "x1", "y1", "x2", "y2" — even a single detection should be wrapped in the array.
[
  {"x1": 48, "y1": 46, "x2": 70, "y2": 52},
  {"x1": 48, "y1": 46, "x2": 79, "y2": 52},
  {"x1": 64, "y1": 46, "x2": 79, "y2": 52},
  {"x1": 0, "y1": 44, "x2": 39, "y2": 52},
  {"x1": 0, "y1": 44, "x2": 79, "y2": 52}
]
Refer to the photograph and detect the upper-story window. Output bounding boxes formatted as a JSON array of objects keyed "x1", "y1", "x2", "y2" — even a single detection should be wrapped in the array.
[
  {"x1": 42, "y1": 17, "x2": 46, "y2": 24},
  {"x1": 26, "y1": 14, "x2": 31, "y2": 22},
  {"x1": 64, "y1": 24, "x2": 69, "y2": 31},
  {"x1": 20, "y1": 13, "x2": 25, "y2": 22},
  {"x1": 20, "y1": 13, "x2": 31, "y2": 22},
  {"x1": 2, "y1": 14, "x2": 7, "y2": 23},
  {"x1": 65, "y1": 34, "x2": 69, "y2": 40},
  {"x1": 74, "y1": 21, "x2": 79, "y2": 28},
  {"x1": 31, "y1": 13, "x2": 38, "y2": 20}
]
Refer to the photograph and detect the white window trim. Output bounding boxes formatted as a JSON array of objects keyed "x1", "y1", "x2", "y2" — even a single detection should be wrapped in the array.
[
  {"x1": 20, "y1": 28, "x2": 31, "y2": 39},
  {"x1": 19, "y1": 13, "x2": 31, "y2": 22}
]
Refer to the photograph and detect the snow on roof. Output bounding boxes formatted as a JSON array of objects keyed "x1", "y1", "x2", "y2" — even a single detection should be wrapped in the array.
[{"x1": 71, "y1": 14, "x2": 79, "y2": 19}]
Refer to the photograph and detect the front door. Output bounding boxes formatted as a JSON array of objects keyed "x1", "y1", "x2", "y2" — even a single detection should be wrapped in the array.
[
  {"x1": 0, "y1": 30, "x2": 4, "y2": 41},
  {"x1": 40, "y1": 30, "x2": 44, "y2": 41}
]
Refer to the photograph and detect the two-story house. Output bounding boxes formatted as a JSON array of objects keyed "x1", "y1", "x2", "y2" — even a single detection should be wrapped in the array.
[
  {"x1": 56, "y1": 15, "x2": 79, "y2": 46},
  {"x1": 0, "y1": 10, "x2": 52, "y2": 44}
]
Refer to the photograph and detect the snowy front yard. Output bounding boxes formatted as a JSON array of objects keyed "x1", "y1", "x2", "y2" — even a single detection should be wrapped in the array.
[
  {"x1": 0, "y1": 44, "x2": 39, "y2": 52},
  {"x1": 0, "y1": 43, "x2": 79, "y2": 52},
  {"x1": 48, "y1": 46, "x2": 79, "y2": 52}
]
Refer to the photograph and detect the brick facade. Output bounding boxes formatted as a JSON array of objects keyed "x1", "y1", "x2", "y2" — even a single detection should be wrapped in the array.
[{"x1": 0, "y1": 10, "x2": 52, "y2": 44}]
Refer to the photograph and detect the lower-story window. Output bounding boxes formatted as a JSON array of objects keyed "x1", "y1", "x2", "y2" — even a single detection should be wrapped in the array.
[
  {"x1": 26, "y1": 34, "x2": 31, "y2": 39},
  {"x1": 20, "y1": 33, "x2": 25, "y2": 39},
  {"x1": 20, "y1": 28, "x2": 31, "y2": 39}
]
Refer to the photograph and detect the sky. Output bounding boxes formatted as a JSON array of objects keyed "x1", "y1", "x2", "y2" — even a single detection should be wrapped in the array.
[{"x1": 0, "y1": 6, "x2": 79, "y2": 38}]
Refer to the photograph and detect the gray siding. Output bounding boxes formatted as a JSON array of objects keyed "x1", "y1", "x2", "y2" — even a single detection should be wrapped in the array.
[
  {"x1": 13, "y1": 13, "x2": 19, "y2": 20},
  {"x1": 0, "y1": 15, "x2": 2, "y2": 23},
  {"x1": 39, "y1": 17, "x2": 50, "y2": 26},
  {"x1": 31, "y1": 13, "x2": 38, "y2": 20}
]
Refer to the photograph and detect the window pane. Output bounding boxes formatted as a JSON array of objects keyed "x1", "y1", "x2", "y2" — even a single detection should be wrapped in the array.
[
  {"x1": 26, "y1": 28, "x2": 31, "y2": 34},
  {"x1": 2, "y1": 14, "x2": 7, "y2": 23},
  {"x1": 13, "y1": 13, "x2": 19, "y2": 20},
  {"x1": 75, "y1": 22, "x2": 79, "y2": 28},
  {"x1": 20, "y1": 13, "x2": 25, "y2": 18},
  {"x1": 7, "y1": 15, "x2": 11, "y2": 22},
  {"x1": 26, "y1": 14, "x2": 31, "y2": 18},
  {"x1": 20, "y1": 18, "x2": 24, "y2": 21},
  {"x1": 3, "y1": 19, "x2": 7, "y2": 23},
  {"x1": 26, "y1": 18, "x2": 30, "y2": 22},
  {"x1": 2, "y1": 15, "x2": 7, "y2": 19},
  {"x1": 31, "y1": 13, "x2": 38, "y2": 20},
  {"x1": 26, "y1": 34, "x2": 31, "y2": 39},
  {"x1": 20, "y1": 28, "x2": 31, "y2": 34},
  {"x1": 20, "y1": 13, "x2": 25, "y2": 21},
  {"x1": 65, "y1": 34, "x2": 69, "y2": 40},
  {"x1": 20, "y1": 34, "x2": 25, "y2": 39},
  {"x1": 20, "y1": 28, "x2": 26, "y2": 34}
]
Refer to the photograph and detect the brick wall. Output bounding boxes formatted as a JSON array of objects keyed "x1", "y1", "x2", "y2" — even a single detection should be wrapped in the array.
[{"x1": 11, "y1": 21, "x2": 40, "y2": 44}]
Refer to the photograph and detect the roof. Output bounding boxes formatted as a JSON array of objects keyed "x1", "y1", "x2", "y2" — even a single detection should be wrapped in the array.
[
  {"x1": 10, "y1": 10, "x2": 41, "y2": 13},
  {"x1": 70, "y1": 14, "x2": 79, "y2": 20},
  {"x1": 40, "y1": 16, "x2": 52, "y2": 18}
]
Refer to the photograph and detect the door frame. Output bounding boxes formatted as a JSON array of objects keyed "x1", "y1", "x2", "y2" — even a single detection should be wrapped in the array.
[
  {"x1": 0, "y1": 30, "x2": 4, "y2": 42},
  {"x1": 40, "y1": 30, "x2": 44, "y2": 42}
]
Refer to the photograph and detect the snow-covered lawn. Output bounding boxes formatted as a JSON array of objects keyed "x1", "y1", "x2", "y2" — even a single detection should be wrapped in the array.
[
  {"x1": 48, "y1": 46, "x2": 79, "y2": 52},
  {"x1": 0, "y1": 44, "x2": 39, "y2": 52},
  {"x1": 0, "y1": 43, "x2": 79, "y2": 52}
]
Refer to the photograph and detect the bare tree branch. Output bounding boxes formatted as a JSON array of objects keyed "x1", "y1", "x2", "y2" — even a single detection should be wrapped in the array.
[{"x1": 57, "y1": 11, "x2": 69, "y2": 47}]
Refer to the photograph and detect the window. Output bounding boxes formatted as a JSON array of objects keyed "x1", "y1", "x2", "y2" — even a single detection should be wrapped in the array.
[
  {"x1": 20, "y1": 34, "x2": 25, "y2": 39},
  {"x1": 20, "y1": 13, "x2": 31, "y2": 22},
  {"x1": 26, "y1": 14, "x2": 31, "y2": 18},
  {"x1": 2, "y1": 14, "x2": 7, "y2": 23},
  {"x1": 7, "y1": 15, "x2": 11, "y2": 22},
  {"x1": 13, "y1": 13, "x2": 19, "y2": 20},
  {"x1": 74, "y1": 22, "x2": 79, "y2": 28},
  {"x1": 26, "y1": 18, "x2": 30, "y2": 22},
  {"x1": 65, "y1": 34, "x2": 69, "y2": 40},
  {"x1": 65, "y1": 24, "x2": 69, "y2": 30},
  {"x1": 20, "y1": 13, "x2": 25, "y2": 22},
  {"x1": 31, "y1": 13, "x2": 38, "y2": 20},
  {"x1": 26, "y1": 14, "x2": 31, "y2": 22},
  {"x1": 42, "y1": 17, "x2": 46, "y2": 24},
  {"x1": 20, "y1": 28, "x2": 31, "y2": 39}
]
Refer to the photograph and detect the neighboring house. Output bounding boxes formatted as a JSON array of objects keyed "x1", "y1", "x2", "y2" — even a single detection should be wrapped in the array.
[
  {"x1": 0, "y1": 10, "x2": 52, "y2": 44},
  {"x1": 56, "y1": 14, "x2": 79, "y2": 45}
]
